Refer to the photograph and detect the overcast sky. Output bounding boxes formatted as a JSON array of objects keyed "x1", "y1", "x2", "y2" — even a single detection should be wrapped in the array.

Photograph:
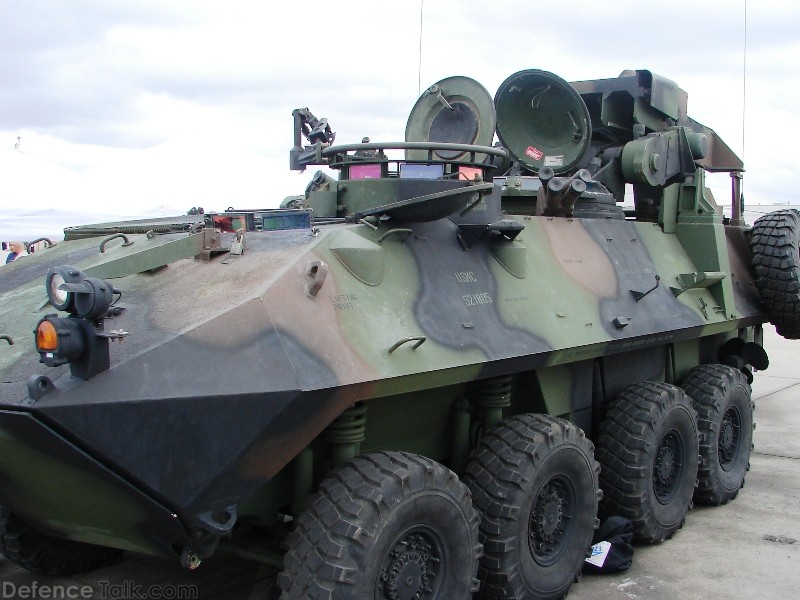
[{"x1": 1, "y1": 0, "x2": 799, "y2": 225}]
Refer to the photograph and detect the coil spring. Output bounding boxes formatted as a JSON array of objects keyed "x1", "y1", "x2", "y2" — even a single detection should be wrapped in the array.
[
  {"x1": 477, "y1": 376, "x2": 513, "y2": 409},
  {"x1": 325, "y1": 402, "x2": 368, "y2": 444}
]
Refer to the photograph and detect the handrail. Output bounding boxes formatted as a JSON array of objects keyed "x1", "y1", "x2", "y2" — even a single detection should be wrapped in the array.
[
  {"x1": 27, "y1": 237, "x2": 56, "y2": 252},
  {"x1": 99, "y1": 233, "x2": 135, "y2": 253},
  {"x1": 321, "y1": 141, "x2": 508, "y2": 159}
]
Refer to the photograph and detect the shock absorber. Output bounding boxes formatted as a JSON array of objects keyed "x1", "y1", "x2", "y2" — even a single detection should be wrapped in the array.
[
  {"x1": 477, "y1": 375, "x2": 512, "y2": 435},
  {"x1": 450, "y1": 398, "x2": 471, "y2": 473},
  {"x1": 325, "y1": 402, "x2": 368, "y2": 469}
]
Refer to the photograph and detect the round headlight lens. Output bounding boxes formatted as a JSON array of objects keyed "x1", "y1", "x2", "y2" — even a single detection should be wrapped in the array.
[
  {"x1": 48, "y1": 272, "x2": 68, "y2": 305},
  {"x1": 46, "y1": 265, "x2": 84, "y2": 312}
]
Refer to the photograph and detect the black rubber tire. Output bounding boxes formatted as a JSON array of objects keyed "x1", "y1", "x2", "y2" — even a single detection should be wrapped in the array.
[
  {"x1": 750, "y1": 208, "x2": 800, "y2": 338},
  {"x1": 464, "y1": 414, "x2": 600, "y2": 600},
  {"x1": 278, "y1": 451, "x2": 481, "y2": 600},
  {"x1": 596, "y1": 382, "x2": 699, "y2": 544},
  {"x1": 0, "y1": 506, "x2": 122, "y2": 575},
  {"x1": 682, "y1": 364, "x2": 754, "y2": 505}
]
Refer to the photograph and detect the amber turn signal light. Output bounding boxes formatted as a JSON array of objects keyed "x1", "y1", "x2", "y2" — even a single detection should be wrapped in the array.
[
  {"x1": 36, "y1": 319, "x2": 59, "y2": 352},
  {"x1": 34, "y1": 316, "x2": 86, "y2": 368}
]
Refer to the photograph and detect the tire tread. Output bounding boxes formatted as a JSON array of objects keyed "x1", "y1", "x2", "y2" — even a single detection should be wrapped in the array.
[
  {"x1": 279, "y1": 451, "x2": 481, "y2": 600},
  {"x1": 750, "y1": 209, "x2": 800, "y2": 338},
  {"x1": 682, "y1": 364, "x2": 754, "y2": 505},
  {"x1": 595, "y1": 382, "x2": 699, "y2": 544},
  {"x1": 465, "y1": 414, "x2": 600, "y2": 600}
]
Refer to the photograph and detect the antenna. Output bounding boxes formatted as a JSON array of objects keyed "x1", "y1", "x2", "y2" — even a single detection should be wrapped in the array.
[
  {"x1": 418, "y1": 0, "x2": 424, "y2": 95},
  {"x1": 742, "y1": 0, "x2": 747, "y2": 162}
]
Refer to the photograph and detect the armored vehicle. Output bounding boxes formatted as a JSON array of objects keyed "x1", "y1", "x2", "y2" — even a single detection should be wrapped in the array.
[{"x1": 1, "y1": 68, "x2": 798, "y2": 600}]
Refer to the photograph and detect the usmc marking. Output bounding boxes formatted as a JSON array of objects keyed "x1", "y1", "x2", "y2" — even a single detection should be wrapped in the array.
[{"x1": 455, "y1": 271, "x2": 478, "y2": 283}]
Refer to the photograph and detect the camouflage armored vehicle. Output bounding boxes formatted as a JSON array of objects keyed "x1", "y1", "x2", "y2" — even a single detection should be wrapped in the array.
[{"x1": 1, "y1": 68, "x2": 798, "y2": 600}]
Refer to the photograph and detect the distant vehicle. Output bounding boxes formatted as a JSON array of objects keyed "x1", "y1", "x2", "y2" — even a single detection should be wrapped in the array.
[{"x1": 2, "y1": 68, "x2": 799, "y2": 600}]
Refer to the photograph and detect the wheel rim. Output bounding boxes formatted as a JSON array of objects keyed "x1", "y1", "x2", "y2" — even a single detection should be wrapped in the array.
[
  {"x1": 376, "y1": 526, "x2": 446, "y2": 600},
  {"x1": 718, "y1": 406, "x2": 742, "y2": 471},
  {"x1": 528, "y1": 476, "x2": 576, "y2": 567},
  {"x1": 653, "y1": 429, "x2": 685, "y2": 504}
]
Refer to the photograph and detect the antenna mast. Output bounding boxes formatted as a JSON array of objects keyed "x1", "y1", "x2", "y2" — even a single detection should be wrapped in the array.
[
  {"x1": 742, "y1": 0, "x2": 747, "y2": 162},
  {"x1": 418, "y1": 0, "x2": 424, "y2": 95}
]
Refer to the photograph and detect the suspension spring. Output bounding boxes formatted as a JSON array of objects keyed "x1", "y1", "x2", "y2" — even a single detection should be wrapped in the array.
[
  {"x1": 325, "y1": 402, "x2": 368, "y2": 468},
  {"x1": 477, "y1": 375, "x2": 513, "y2": 434}
]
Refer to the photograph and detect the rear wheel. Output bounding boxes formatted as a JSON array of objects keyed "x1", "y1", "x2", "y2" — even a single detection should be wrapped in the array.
[
  {"x1": 682, "y1": 364, "x2": 754, "y2": 505},
  {"x1": 596, "y1": 382, "x2": 699, "y2": 544},
  {"x1": 0, "y1": 506, "x2": 122, "y2": 575},
  {"x1": 278, "y1": 451, "x2": 481, "y2": 600},
  {"x1": 464, "y1": 414, "x2": 600, "y2": 600}
]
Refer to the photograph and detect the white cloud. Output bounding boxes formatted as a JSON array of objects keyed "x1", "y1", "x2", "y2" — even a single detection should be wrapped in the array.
[{"x1": 0, "y1": 0, "x2": 797, "y2": 234}]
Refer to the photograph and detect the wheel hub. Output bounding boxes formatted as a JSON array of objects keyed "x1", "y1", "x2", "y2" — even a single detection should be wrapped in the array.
[
  {"x1": 657, "y1": 446, "x2": 675, "y2": 481},
  {"x1": 378, "y1": 532, "x2": 441, "y2": 600},
  {"x1": 653, "y1": 430, "x2": 684, "y2": 503},
  {"x1": 529, "y1": 479, "x2": 573, "y2": 565},
  {"x1": 719, "y1": 407, "x2": 741, "y2": 469}
]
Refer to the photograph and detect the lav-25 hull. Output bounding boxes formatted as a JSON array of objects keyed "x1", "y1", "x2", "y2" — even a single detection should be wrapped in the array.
[{"x1": 1, "y1": 68, "x2": 798, "y2": 600}]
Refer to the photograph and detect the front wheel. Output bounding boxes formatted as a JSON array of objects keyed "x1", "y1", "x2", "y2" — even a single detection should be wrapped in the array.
[
  {"x1": 464, "y1": 414, "x2": 600, "y2": 600},
  {"x1": 278, "y1": 451, "x2": 481, "y2": 600},
  {"x1": 596, "y1": 382, "x2": 699, "y2": 544}
]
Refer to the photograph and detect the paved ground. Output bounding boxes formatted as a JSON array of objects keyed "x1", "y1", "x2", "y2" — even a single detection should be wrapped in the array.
[
  {"x1": 1, "y1": 326, "x2": 798, "y2": 600},
  {"x1": 569, "y1": 324, "x2": 800, "y2": 600}
]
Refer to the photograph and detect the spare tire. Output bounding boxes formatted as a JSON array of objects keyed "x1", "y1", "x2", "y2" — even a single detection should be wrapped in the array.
[{"x1": 749, "y1": 209, "x2": 800, "y2": 338}]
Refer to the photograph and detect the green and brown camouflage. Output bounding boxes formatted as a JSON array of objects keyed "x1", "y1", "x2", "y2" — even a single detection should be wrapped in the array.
[{"x1": 0, "y1": 68, "x2": 797, "y2": 599}]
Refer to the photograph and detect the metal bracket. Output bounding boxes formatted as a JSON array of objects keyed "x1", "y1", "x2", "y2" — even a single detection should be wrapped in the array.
[
  {"x1": 670, "y1": 271, "x2": 726, "y2": 297},
  {"x1": 27, "y1": 375, "x2": 56, "y2": 401},
  {"x1": 630, "y1": 275, "x2": 660, "y2": 302},
  {"x1": 195, "y1": 505, "x2": 238, "y2": 536},
  {"x1": 305, "y1": 260, "x2": 328, "y2": 297},
  {"x1": 612, "y1": 317, "x2": 631, "y2": 329},
  {"x1": 427, "y1": 84, "x2": 454, "y2": 111},
  {"x1": 229, "y1": 229, "x2": 246, "y2": 256}
]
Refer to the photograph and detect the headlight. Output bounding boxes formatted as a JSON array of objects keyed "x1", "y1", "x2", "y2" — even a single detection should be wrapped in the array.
[
  {"x1": 45, "y1": 266, "x2": 118, "y2": 321},
  {"x1": 46, "y1": 265, "x2": 84, "y2": 312},
  {"x1": 36, "y1": 267, "x2": 122, "y2": 380},
  {"x1": 67, "y1": 277, "x2": 115, "y2": 321}
]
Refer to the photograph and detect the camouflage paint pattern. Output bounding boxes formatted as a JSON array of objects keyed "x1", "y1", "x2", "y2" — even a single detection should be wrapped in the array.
[
  {"x1": 0, "y1": 67, "x2": 774, "y2": 565},
  {"x1": 0, "y1": 203, "x2": 764, "y2": 551}
]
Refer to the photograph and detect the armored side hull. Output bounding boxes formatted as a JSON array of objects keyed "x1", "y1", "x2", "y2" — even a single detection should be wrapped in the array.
[{"x1": 0, "y1": 210, "x2": 765, "y2": 553}]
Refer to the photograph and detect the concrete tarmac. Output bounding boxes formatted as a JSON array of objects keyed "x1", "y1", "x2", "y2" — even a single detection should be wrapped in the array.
[
  {"x1": 1, "y1": 326, "x2": 798, "y2": 600},
  {"x1": 569, "y1": 324, "x2": 800, "y2": 599}
]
